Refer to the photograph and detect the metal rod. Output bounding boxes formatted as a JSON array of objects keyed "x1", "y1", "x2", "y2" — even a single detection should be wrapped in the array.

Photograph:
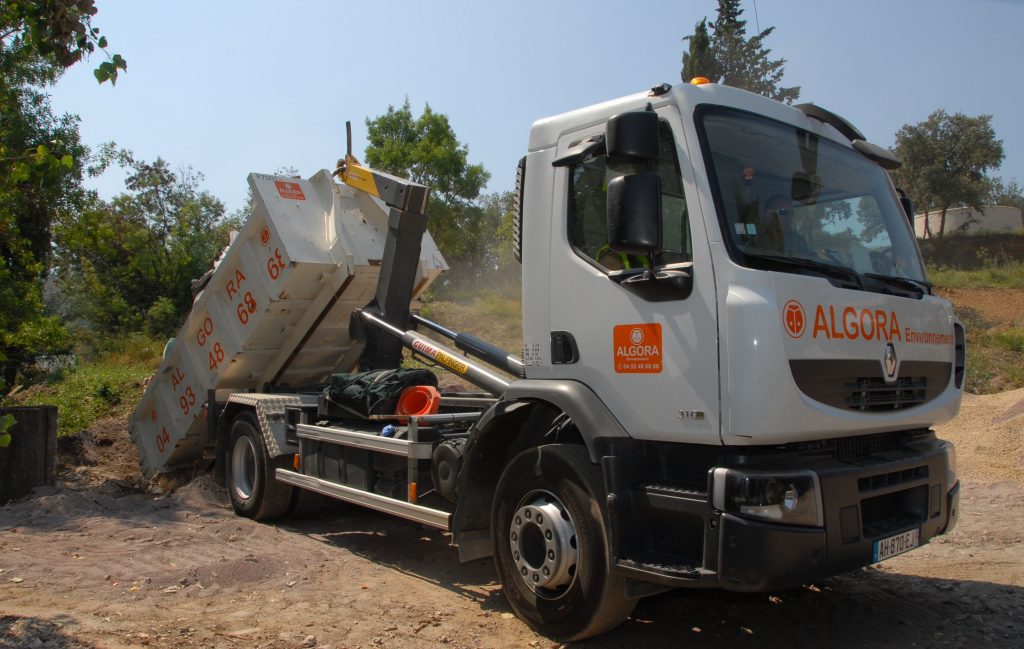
[
  {"x1": 359, "y1": 310, "x2": 510, "y2": 396},
  {"x1": 407, "y1": 418, "x2": 418, "y2": 503},
  {"x1": 411, "y1": 313, "x2": 458, "y2": 339},
  {"x1": 410, "y1": 313, "x2": 525, "y2": 378},
  {"x1": 276, "y1": 469, "x2": 450, "y2": 529}
]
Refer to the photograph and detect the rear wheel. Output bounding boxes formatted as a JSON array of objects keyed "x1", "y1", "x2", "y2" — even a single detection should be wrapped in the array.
[
  {"x1": 288, "y1": 487, "x2": 325, "y2": 518},
  {"x1": 492, "y1": 445, "x2": 635, "y2": 640},
  {"x1": 226, "y1": 411, "x2": 292, "y2": 520}
]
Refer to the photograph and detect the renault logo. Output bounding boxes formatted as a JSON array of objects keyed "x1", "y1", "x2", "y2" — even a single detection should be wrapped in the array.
[{"x1": 884, "y1": 343, "x2": 899, "y2": 382}]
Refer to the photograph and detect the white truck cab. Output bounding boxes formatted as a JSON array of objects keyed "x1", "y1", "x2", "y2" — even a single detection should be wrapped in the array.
[
  {"x1": 471, "y1": 80, "x2": 962, "y2": 630},
  {"x1": 520, "y1": 81, "x2": 962, "y2": 446}
]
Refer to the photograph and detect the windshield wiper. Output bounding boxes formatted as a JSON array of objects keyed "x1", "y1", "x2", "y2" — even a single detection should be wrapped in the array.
[
  {"x1": 863, "y1": 272, "x2": 931, "y2": 296},
  {"x1": 745, "y1": 252, "x2": 865, "y2": 289}
]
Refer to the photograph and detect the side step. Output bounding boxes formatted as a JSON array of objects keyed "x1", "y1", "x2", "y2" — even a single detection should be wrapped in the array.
[{"x1": 276, "y1": 469, "x2": 451, "y2": 530}]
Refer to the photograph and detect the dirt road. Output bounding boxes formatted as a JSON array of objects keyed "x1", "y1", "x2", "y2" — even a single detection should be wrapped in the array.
[{"x1": 1, "y1": 389, "x2": 1022, "y2": 648}]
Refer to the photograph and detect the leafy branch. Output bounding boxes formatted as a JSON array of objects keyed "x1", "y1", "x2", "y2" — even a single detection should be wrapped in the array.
[{"x1": 0, "y1": 0, "x2": 126, "y2": 84}]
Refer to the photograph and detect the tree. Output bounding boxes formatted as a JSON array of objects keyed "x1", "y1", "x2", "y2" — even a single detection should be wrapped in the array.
[
  {"x1": 54, "y1": 154, "x2": 238, "y2": 334},
  {"x1": 681, "y1": 0, "x2": 799, "y2": 104},
  {"x1": 0, "y1": 0, "x2": 126, "y2": 84},
  {"x1": 681, "y1": 19, "x2": 716, "y2": 84},
  {"x1": 364, "y1": 100, "x2": 490, "y2": 270},
  {"x1": 988, "y1": 177, "x2": 1024, "y2": 213},
  {"x1": 891, "y1": 110, "x2": 1004, "y2": 238},
  {"x1": 454, "y1": 191, "x2": 518, "y2": 286},
  {"x1": 0, "y1": 1, "x2": 124, "y2": 380}
]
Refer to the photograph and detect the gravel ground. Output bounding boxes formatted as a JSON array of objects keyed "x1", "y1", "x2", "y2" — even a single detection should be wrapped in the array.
[{"x1": 0, "y1": 387, "x2": 1020, "y2": 649}]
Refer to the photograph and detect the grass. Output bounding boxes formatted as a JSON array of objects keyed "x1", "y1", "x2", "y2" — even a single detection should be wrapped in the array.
[
  {"x1": 967, "y1": 325, "x2": 1024, "y2": 394},
  {"x1": 959, "y1": 328, "x2": 1024, "y2": 394},
  {"x1": 934, "y1": 273, "x2": 1024, "y2": 394},
  {"x1": 920, "y1": 234, "x2": 1024, "y2": 393},
  {"x1": 926, "y1": 261, "x2": 1024, "y2": 289},
  {"x1": 993, "y1": 327, "x2": 1024, "y2": 353},
  {"x1": 12, "y1": 334, "x2": 164, "y2": 437}
]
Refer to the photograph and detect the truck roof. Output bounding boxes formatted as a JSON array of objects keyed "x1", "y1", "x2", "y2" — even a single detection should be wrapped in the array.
[{"x1": 527, "y1": 82, "x2": 855, "y2": 153}]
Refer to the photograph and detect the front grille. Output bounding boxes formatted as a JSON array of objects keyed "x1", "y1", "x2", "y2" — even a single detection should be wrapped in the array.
[
  {"x1": 846, "y1": 376, "x2": 927, "y2": 411},
  {"x1": 861, "y1": 485, "x2": 928, "y2": 539},
  {"x1": 858, "y1": 465, "x2": 929, "y2": 493},
  {"x1": 791, "y1": 429, "x2": 929, "y2": 462},
  {"x1": 790, "y1": 359, "x2": 951, "y2": 413}
]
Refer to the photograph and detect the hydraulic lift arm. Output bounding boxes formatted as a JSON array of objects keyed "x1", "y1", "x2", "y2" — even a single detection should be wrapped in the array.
[
  {"x1": 335, "y1": 121, "x2": 429, "y2": 214},
  {"x1": 335, "y1": 122, "x2": 434, "y2": 371}
]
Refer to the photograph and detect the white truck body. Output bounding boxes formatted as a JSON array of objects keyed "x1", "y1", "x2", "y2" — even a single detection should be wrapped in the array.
[{"x1": 130, "y1": 82, "x2": 963, "y2": 642}]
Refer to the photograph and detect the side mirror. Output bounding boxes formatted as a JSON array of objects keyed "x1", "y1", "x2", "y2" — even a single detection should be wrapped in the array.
[
  {"x1": 791, "y1": 172, "x2": 822, "y2": 204},
  {"x1": 896, "y1": 189, "x2": 914, "y2": 224},
  {"x1": 607, "y1": 111, "x2": 660, "y2": 161},
  {"x1": 607, "y1": 172, "x2": 662, "y2": 256}
]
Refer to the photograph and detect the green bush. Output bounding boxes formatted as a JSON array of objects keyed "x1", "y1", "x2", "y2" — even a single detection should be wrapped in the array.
[
  {"x1": 12, "y1": 334, "x2": 163, "y2": 436},
  {"x1": 146, "y1": 296, "x2": 180, "y2": 337},
  {"x1": 993, "y1": 327, "x2": 1024, "y2": 353},
  {"x1": 927, "y1": 261, "x2": 1024, "y2": 289}
]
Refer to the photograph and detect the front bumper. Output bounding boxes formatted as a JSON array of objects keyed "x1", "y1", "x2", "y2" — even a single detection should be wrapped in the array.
[
  {"x1": 718, "y1": 481, "x2": 958, "y2": 591},
  {"x1": 605, "y1": 433, "x2": 958, "y2": 592}
]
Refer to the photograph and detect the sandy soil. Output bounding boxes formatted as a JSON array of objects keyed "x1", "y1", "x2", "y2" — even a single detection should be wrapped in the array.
[
  {"x1": 934, "y1": 288, "x2": 1024, "y2": 328},
  {"x1": 0, "y1": 388, "x2": 1022, "y2": 649}
]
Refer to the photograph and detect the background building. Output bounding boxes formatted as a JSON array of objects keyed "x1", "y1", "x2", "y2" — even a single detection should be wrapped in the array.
[{"x1": 914, "y1": 206, "x2": 1024, "y2": 238}]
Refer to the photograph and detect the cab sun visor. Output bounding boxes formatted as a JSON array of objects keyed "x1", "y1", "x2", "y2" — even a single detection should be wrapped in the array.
[{"x1": 852, "y1": 139, "x2": 902, "y2": 170}]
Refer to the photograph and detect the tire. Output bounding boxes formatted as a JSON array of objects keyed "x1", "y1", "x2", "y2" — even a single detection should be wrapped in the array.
[
  {"x1": 492, "y1": 445, "x2": 635, "y2": 640},
  {"x1": 288, "y1": 487, "x2": 325, "y2": 518},
  {"x1": 226, "y1": 411, "x2": 293, "y2": 521}
]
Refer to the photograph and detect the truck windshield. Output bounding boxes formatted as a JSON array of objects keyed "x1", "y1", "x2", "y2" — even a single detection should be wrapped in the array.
[{"x1": 698, "y1": 107, "x2": 926, "y2": 284}]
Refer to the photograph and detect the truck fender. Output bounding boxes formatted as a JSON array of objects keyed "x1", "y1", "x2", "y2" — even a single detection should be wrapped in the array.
[
  {"x1": 451, "y1": 379, "x2": 629, "y2": 561},
  {"x1": 214, "y1": 393, "x2": 314, "y2": 480}
]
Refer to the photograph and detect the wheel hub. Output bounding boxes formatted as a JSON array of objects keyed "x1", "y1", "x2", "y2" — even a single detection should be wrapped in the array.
[
  {"x1": 230, "y1": 434, "x2": 257, "y2": 502},
  {"x1": 509, "y1": 491, "x2": 578, "y2": 594}
]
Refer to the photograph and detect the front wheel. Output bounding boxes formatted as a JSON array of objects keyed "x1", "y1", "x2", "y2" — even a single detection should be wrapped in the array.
[
  {"x1": 492, "y1": 445, "x2": 635, "y2": 640},
  {"x1": 226, "y1": 411, "x2": 293, "y2": 521}
]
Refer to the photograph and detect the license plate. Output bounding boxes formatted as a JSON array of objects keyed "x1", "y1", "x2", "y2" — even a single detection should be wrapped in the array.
[{"x1": 872, "y1": 528, "x2": 920, "y2": 562}]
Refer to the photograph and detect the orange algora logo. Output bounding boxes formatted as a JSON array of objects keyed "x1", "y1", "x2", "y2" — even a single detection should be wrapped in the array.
[
  {"x1": 614, "y1": 323, "x2": 662, "y2": 373},
  {"x1": 783, "y1": 300, "x2": 806, "y2": 338},
  {"x1": 274, "y1": 180, "x2": 305, "y2": 201}
]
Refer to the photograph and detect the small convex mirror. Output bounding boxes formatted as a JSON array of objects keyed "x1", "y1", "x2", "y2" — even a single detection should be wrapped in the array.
[{"x1": 607, "y1": 111, "x2": 659, "y2": 161}]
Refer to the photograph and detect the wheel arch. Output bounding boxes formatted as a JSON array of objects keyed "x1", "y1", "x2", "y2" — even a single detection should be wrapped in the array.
[
  {"x1": 451, "y1": 379, "x2": 629, "y2": 558},
  {"x1": 213, "y1": 393, "x2": 308, "y2": 481}
]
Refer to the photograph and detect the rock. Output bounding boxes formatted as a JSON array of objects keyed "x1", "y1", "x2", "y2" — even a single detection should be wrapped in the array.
[{"x1": 303, "y1": 634, "x2": 317, "y2": 647}]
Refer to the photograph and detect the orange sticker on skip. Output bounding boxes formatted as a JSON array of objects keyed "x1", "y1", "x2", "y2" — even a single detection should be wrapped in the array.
[
  {"x1": 613, "y1": 323, "x2": 662, "y2": 373},
  {"x1": 274, "y1": 180, "x2": 305, "y2": 201}
]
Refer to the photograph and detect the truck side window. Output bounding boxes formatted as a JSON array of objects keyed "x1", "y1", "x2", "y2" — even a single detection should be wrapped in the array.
[{"x1": 569, "y1": 122, "x2": 691, "y2": 270}]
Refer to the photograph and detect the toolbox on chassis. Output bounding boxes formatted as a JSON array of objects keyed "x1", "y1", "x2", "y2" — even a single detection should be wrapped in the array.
[{"x1": 131, "y1": 81, "x2": 963, "y2": 640}]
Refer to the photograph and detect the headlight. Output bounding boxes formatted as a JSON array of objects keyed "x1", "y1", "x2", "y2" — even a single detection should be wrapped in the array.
[
  {"x1": 712, "y1": 469, "x2": 823, "y2": 527},
  {"x1": 943, "y1": 441, "x2": 958, "y2": 488}
]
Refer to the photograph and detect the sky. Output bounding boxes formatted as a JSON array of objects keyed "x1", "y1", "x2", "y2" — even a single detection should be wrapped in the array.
[{"x1": 49, "y1": 0, "x2": 1024, "y2": 215}]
